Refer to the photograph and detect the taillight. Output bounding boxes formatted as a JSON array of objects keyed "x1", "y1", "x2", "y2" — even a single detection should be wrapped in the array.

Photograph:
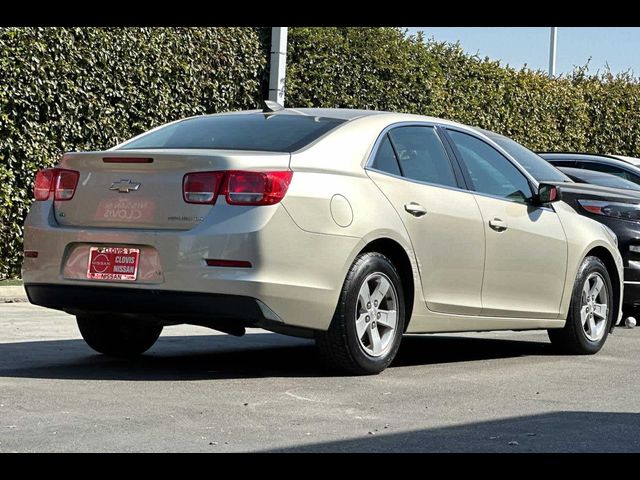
[
  {"x1": 33, "y1": 168, "x2": 79, "y2": 201},
  {"x1": 183, "y1": 172, "x2": 225, "y2": 204},
  {"x1": 182, "y1": 171, "x2": 293, "y2": 206},
  {"x1": 225, "y1": 171, "x2": 293, "y2": 206},
  {"x1": 54, "y1": 170, "x2": 79, "y2": 200},
  {"x1": 34, "y1": 169, "x2": 55, "y2": 201}
]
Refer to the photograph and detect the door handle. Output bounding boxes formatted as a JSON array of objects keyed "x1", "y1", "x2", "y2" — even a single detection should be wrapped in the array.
[
  {"x1": 489, "y1": 218, "x2": 508, "y2": 232},
  {"x1": 404, "y1": 202, "x2": 428, "y2": 217}
]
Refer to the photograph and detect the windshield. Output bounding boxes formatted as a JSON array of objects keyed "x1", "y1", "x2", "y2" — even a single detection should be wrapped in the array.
[
  {"x1": 118, "y1": 113, "x2": 346, "y2": 153},
  {"x1": 561, "y1": 167, "x2": 640, "y2": 191},
  {"x1": 481, "y1": 130, "x2": 572, "y2": 183}
]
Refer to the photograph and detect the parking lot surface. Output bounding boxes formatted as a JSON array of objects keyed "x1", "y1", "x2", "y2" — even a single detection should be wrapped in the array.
[{"x1": 1, "y1": 302, "x2": 639, "y2": 452}]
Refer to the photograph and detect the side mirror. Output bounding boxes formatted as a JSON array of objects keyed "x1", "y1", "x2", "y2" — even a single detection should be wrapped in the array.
[{"x1": 537, "y1": 183, "x2": 562, "y2": 204}]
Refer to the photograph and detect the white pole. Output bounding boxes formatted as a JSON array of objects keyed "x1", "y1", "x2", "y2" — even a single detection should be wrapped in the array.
[
  {"x1": 268, "y1": 27, "x2": 288, "y2": 105},
  {"x1": 549, "y1": 27, "x2": 558, "y2": 77}
]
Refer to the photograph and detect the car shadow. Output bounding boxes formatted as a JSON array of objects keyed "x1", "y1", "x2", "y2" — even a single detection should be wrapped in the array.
[
  {"x1": 262, "y1": 411, "x2": 640, "y2": 452},
  {"x1": 0, "y1": 332, "x2": 557, "y2": 381}
]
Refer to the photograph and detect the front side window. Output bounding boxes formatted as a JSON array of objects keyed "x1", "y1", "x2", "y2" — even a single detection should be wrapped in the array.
[
  {"x1": 483, "y1": 132, "x2": 571, "y2": 183},
  {"x1": 448, "y1": 130, "x2": 533, "y2": 203},
  {"x1": 387, "y1": 126, "x2": 458, "y2": 188}
]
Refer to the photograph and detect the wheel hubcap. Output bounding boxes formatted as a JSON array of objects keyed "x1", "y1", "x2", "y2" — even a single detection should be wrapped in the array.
[
  {"x1": 355, "y1": 272, "x2": 398, "y2": 357},
  {"x1": 580, "y1": 272, "x2": 608, "y2": 342}
]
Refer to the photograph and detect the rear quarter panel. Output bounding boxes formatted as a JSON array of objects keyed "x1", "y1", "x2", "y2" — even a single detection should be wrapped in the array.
[{"x1": 283, "y1": 116, "x2": 428, "y2": 319}]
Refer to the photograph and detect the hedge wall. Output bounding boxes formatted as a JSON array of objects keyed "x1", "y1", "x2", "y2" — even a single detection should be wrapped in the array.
[
  {"x1": 0, "y1": 27, "x2": 265, "y2": 278},
  {"x1": 2, "y1": 26, "x2": 640, "y2": 278},
  {"x1": 286, "y1": 27, "x2": 640, "y2": 156}
]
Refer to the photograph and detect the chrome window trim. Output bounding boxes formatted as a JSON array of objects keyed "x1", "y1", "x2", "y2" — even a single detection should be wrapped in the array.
[
  {"x1": 366, "y1": 165, "x2": 470, "y2": 195},
  {"x1": 366, "y1": 164, "x2": 554, "y2": 212},
  {"x1": 363, "y1": 121, "x2": 557, "y2": 210}
]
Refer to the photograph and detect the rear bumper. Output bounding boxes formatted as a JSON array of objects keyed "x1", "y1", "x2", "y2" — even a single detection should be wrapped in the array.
[
  {"x1": 21, "y1": 201, "x2": 364, "y2": 331},
  {"x1": 25, "y1": 284, "x2": 266, "y2": 321}
]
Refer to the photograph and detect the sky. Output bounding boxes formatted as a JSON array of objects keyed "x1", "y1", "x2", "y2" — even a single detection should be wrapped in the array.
[{"x1": 405, "y1": 27, "x2": 640, "y2": 78}]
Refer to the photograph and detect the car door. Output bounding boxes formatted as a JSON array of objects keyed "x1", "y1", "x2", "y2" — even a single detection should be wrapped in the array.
[
  {"x1": 444, "y1": 129, "x2": 568, "y2": 319},
  {"x1": 366, "y1": 125, "x2": 485, "y2": 315}
]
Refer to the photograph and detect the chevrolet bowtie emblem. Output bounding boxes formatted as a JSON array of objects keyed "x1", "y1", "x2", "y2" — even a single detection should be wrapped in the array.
[{"x1": 109, "y1": 179, "x2": 141, "y2": 193}]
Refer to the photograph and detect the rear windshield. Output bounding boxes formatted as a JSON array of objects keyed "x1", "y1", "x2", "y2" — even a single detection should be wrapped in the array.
[{"x1": 118, "y1": 113, "x2": 346, "y2": 153}]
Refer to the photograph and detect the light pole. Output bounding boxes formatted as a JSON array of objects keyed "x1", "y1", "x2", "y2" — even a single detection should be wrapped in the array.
[
  {"x1": 268, "y1": 27, "x2": 288, "y2": 106},
  {"x1": 549, "y1": 27, "x2": 558, "y2": 77}
]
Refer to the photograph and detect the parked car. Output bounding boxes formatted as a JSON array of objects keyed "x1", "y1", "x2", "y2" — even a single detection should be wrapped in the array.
[
  {"x1": 541, "y1": 152, "x2": 640, "y2": 187},
  {"x1": 556, "y1": 166, "x2": 640, "y2": 191},
  {"x1": 610, "y1": 155, "x2": 640, "y2": 167},
  {"x1": 22, "y1": 109, "x2": 623, "y2": 375}
]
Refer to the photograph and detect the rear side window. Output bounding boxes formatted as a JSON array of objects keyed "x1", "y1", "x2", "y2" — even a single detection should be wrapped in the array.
[
  {"x1": 118, "y1": 113, "x2": 346, "y2": 153},
  {"x1": 371, "y1": 135, "x2": 401, "y2": 176},
  {"x1": 387, "y1": 126, "x2": 457, "y2": 188}
]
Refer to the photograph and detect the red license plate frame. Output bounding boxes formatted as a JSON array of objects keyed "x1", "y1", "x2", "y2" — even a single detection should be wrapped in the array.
[{"x1": 87, "y1": 246, "x2": 140, "y2": 281}]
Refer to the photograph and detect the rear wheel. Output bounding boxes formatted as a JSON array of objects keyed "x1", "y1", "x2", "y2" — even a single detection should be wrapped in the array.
[
  {"x1": 77, "y1": 314, "x2": 163, "y2": 356},
  {"x1": 548, "y1": 256, "x2": 613, "y2": 354},
  {"x1": 315, "y1": 252, "x2": 405, "y2": 375}
]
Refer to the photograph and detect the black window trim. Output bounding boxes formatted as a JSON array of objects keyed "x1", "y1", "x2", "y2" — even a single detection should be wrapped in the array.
[
  {"x1": 439, "y1": 126, "x2": 544, "y2": 207},
  {"x1": 364, "y1": 121, "x2": 467, "y2": 191},
  {"x1": 384, "y1": 133, "x2": 405, "y2": 177}
]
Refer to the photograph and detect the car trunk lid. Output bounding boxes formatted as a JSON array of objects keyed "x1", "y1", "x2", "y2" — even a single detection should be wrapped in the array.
[{"x1": 54, "y1": 149, "x2": 291, "y2": 230}]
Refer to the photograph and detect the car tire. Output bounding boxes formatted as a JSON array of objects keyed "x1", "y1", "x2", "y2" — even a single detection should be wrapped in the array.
[
  {"x1": 77, "y1": 314, "x2": 163, "y2": 356},
  {"x1": 548, "y1": 256, "x2": 614, "y2": 354},
  {"x1": 315, "y1": 252, "x2": 406, "y2": 375}
]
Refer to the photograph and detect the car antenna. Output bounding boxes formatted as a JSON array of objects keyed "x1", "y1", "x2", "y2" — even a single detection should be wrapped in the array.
[{"x1": 263, "y1": 100, "x2": 284, "y2": 113}]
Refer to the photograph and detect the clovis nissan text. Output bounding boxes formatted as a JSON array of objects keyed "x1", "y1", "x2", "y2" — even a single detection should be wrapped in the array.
[{"x1": 21, "y1": 108, "x2": 624, "y2": 375}]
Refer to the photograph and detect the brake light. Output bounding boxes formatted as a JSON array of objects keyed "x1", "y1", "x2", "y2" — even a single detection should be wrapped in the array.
[
  {"x1": 103, "y1": 157, "x2": 153, "y2": 164},
  {"x1": 33, "y1": 168, "x2": 79, "y2": 201},
  {"x1": 183, "y1": 172, "x2": 225, "y2": 204},
  {"x1": 225, "y1": 171, "x2": 293, "y2": 206},
  {"x1": 182, "y1": 171, "x2": 293, "y2": 206},
  {"x1": 34, "y1": 169, "x2": 55, "y2": 201}
]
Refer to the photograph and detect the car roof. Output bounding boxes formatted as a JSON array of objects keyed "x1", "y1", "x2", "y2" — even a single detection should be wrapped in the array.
[
  {"x1": 538, "y1": 152, "x2": 640, "y2": 171},
  {"x1": 204, "y1": 107, "x2": 475, "y2": 128},
  {"x1": 610, "y1": 154, "x2": 640, "y2": 165}
]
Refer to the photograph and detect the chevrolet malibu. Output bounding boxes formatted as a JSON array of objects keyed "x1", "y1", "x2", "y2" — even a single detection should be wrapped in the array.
[{"x1": 22, "y1": 108, "x2": 624, "y2": 374}]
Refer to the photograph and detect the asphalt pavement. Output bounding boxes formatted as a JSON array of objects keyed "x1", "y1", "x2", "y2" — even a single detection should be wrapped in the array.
[{"x1": 1, "y1": 302, "x2": 639, "y2": 452}]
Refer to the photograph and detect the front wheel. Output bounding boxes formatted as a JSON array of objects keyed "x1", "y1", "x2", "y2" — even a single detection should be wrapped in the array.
[
  {"x1": 548, "y1": 256, "x2": 614, "y2": 354},
  {"x1": 77, "y1": 314, "x2": 163, "y2": 357},
  {"x1": 315, "y1": 252, "x2": 406, "y2": 375}
]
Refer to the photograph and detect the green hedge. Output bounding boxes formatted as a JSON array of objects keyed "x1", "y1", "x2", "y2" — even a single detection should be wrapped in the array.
[
  {"x1": 0, "y1": 27, "x2": 265, "y2": 278},
  {"x1": 287, "y1": 27, "x2": 640, "y2": 155},
  {"x1": 2, "y1": 27, "x2": 640, "y2": 278}
]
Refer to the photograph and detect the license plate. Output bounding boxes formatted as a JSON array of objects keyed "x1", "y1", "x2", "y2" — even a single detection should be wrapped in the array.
[{"x1": 87, "y1": 246, "x2": 140, "y2": 281}]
